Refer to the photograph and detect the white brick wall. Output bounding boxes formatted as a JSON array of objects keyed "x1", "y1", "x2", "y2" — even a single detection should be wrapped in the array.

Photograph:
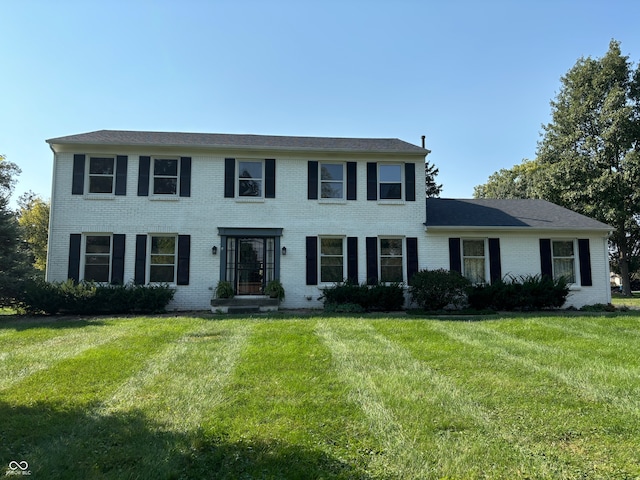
[{"x1": 47, "y1": 148, "x2": 428, "y2": 310}]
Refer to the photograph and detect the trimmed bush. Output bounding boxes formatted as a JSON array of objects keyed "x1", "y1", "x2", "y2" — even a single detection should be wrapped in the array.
[
  {"x1": 408, "y1": 269, "x2": 471, "y2": 310},
  {"x1": 467, "y1": 274, "x2": 569, "y2": 311},
  {"x1": 320, "y1": 281, "x2": 405, "y2": 311},
  {"x1": 18, "y1": 279, "x2": 175, "y2": 315}
]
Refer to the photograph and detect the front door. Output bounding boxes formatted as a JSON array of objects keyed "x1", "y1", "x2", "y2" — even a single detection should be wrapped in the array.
[{"x1": 226, "y1": 237, "x2": 275, "y2": 295}]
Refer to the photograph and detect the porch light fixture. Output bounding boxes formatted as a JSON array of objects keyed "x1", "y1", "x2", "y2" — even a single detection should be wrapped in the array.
[
  {"x1": 282, "y1": 246, "x2": 287, "y2": 256},
  {"x1": 212, "y1": 246, "x2": 217, "y2": 255}
]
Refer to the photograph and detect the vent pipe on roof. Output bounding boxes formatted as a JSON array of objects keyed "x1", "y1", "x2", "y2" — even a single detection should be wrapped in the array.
[{"x1": 421, "y1": 135, "x2": 426, "y2": 148}]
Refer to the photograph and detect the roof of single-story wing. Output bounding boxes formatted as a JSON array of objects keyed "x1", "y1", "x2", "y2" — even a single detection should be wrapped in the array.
[
  {"x1": 426, "y1": 198, "x2": 612, "y2": 231},
  {"x1": 46, "y1": 130, "x2": 429, "y2": 155}
]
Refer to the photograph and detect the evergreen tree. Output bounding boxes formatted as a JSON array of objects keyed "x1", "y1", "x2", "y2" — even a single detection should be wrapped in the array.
[{"x1": 425, "y1": 161, "x2": 442, "y2": 198}]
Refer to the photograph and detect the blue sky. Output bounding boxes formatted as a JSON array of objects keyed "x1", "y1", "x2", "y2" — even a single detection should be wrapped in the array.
[{"x1": 2, "y1": 0, "x2": 639, "y2": 205}]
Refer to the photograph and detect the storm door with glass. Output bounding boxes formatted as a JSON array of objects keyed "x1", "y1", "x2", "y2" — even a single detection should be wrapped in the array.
[{"x1": 225, "y1": 237, "x2": 275, "y2": 295}]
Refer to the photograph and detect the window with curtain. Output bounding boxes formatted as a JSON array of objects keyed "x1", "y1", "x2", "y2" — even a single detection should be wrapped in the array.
[
  {"x1": 462, "y1": 239, "x2": 486, "y2": 284},
  {"x1": 552, "y1": 240, "x2": 575, "y2": 283}
]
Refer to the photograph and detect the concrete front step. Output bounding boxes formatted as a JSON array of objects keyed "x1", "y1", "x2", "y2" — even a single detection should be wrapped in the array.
[{"x1": 211, "y1": 296, "x2": 279, "y2": 313}]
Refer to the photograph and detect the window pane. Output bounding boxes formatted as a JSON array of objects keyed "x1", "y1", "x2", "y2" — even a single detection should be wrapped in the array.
[
  {"x1": 84, "y1": 265, "x2": 109, "y2": 282},
  {"x1": 463, "y1": 240, "x2": 484, "y2": 256},
  {"x1": 154, "y1": 159, "x2": 178, "y2": 176},
  {"x1": 151, "y1": 255, "x2": 175, "y2": 265},
  {"x1": 239, "y1": 161, "x2": 262, "y2": 179},
  {"x1": 86, "y1": 236, "x2": 111, "y2": 254},
  {"x1": 321, "y1": 164, "x2": 343, "y2": 181},
  {"x1": 150, "y1": 265, "x2": 175, "y2": 283},
  {"x1": 151, "y1": 237, "x2": 175, "y2": 254},
  {"x1": 379, "y1": 165, "x2": 401, "y2": 182},
  {"x1": 89, "y1": 176, "x2": 114, "y2": 193},
  {"x1": 553, "y1": 241, "x2": 574, "y2": 257},
  {"x1": 321, "y1": 182, "x2": 343, "y2": 199},
  {"x1": 321, "y1": 257, "x2": 344, "y2": 282},
  {"x1": 464, "y1": 258, "x2": 485, "y2": 284},
  {"x1": 239, "y1": 179, "x2": 262, "y2": 196},
  {"x1": 86, "y1": 255, "x2": 110, "y2": 265},
  {"x1": 380, "y1": 183, "x2": 401, "y2": 199},
  {"x1": 154, "y1": 178, "x2": 177, "y2": 195},
  {"x1": 321, "y1": 238, "x2": 343, "y2": 256},
  {"x1": 554, "y1": 259, "x2": 575, "y2": 283},
  {"x1": 381, "y1": 239, "x2": 402, "y2": 255},
  {"x1": 89, "y1": 157, "x2": 114, "y2": 174},
  {"x1": 381, "y1": 264, "x2": 403, "y2": 282}
]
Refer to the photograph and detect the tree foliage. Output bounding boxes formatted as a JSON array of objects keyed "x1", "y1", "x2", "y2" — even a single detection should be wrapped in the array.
[
  {"x1": 473, "y1": 159, "x2": 546, "y2": 199},
  {"x1": 17, "y1": 191, "x2": 50, "y2": 272},
  {"x1": 425, "y1": 160, "x2": 442, "y2": 198},
  {"x1": 536, "y1": 40, "x2": 640, "y2": 295}
]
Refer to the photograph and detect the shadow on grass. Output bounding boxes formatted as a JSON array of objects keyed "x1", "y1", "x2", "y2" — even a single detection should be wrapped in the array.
[
  {"x1": 0, "y1": 401, "x2": 371, "y2": 480},
  {"x1": 0, "y1": 316, "x2": 108, "y2": 331}
]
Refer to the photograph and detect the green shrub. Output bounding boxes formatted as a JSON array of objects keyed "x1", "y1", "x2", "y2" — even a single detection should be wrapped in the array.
[
  {"x1": 408, "y1": 269, "x2": 471, "y2": 310},
  {"x1": 265, "y1": 279, "x2": 285, "y2": 301},
  {"x1": 320, "y1": 281, "x2": 405, "y2": 311},
  {"x1": 215, "y1": 281, "x2": 235, "y2": 299},
  {"x1": 467, "y1": 275, "x2": 569, "y2": 311},
  {"x1": 17, "y1": 280, "x2": 175, "y2": 315}
]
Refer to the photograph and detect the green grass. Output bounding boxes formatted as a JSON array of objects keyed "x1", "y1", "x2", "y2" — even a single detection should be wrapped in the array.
[
  {"x1": 2, "y1": 313, "x2": 640, "y2": 479},
  {"x1": 612, "y1": 292, "x2": 640, "y2": 309}
]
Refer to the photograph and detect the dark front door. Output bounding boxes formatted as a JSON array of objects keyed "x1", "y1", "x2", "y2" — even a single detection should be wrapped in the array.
[{"x1": 226, "y1": 237, "x2": 275, "y2": 295}]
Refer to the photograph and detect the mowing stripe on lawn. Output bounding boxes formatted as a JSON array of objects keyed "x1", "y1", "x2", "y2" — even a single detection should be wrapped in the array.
[
  {"x1": 0, "y1": 322, "x2": 136, "y2": 390},
  {"x1": 317, "y1": 319, "x2": 560, "y2": 479}
]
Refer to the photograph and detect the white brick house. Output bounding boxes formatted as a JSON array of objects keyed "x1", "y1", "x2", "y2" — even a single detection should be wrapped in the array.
[{"x1": 45, "y1": 130, "x2": 612, "y2": 310}]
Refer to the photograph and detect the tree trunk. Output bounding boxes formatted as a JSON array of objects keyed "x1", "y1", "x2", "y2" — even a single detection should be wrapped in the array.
[{"x1": 619, "y1": 239, "x2": 633, "y2": 296}]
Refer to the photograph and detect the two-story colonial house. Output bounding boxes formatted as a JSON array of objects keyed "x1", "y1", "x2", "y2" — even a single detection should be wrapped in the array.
[{"x1": 45, "y1": 130, "x2": 612, "y2": 311}]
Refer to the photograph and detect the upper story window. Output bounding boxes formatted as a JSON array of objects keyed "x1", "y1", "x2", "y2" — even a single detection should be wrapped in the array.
[
  {"x1": 379, "y1": 164, "x2": 402, "y2": 200},
  {"x1": 238, "y1": 160, "x2": 264, "y2": 197},
  {"x1": 149, "y1": 235, "x2": 177, "y2": 283},
  {"x1": 380, "y1": 238, "x2": 403, "y2": 282},
  {"x1": 153, "y1": 158, "x2": 179, "y2": 195},
  {"x1": 462, "y1": 239, "x2": 486, "y2": 284},
  {"x1": 552, "y1": 240, "x2": 575, "y2": 283},
  {"x1": 320, "y1": 163, "x2": 344, "y2": 199},
  {"x1": 88, "y1": 157, "x2": 115, "y2": 194},
  {"x1": 84, "y1": 234, "x2": 112, "y2": 282},
  {"x1": 320, "y1": 237, "x2": 344, "y2": 283}
]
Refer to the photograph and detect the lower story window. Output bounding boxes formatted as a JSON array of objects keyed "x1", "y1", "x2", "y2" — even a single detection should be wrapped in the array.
[
  {"x1": 462, "y1": 239, "x2": 486, "y2": 284},
  {"x1": 380, "y1": 238, "x2": 403, "y2": 282},
  {"x1": 552, "y1": 240, "x2": 575, "y2": 283},
  {"x1": 84, "y1": 235, "x2": 111, "y2": 282},
  {"x1": 320, "y1": 237, "x2": 344, "y2": 283},
  {"x1": 150, "y1": 235, "x2": 176, "y2": 283}
]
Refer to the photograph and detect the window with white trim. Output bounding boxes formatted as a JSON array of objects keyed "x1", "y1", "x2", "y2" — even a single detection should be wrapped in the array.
[
  {"x1": 320, "y1": 163, "x2": 344, "y2": 199},
  {"x1": 380, "y1": 238, "x2": 403, "y2": 282},
  {"x1": 84, "y1": 235, "x2": 112, "y2": 282},
  {"x1": 320, "y1": 237, "x2": 344, "y2": 283},
  {"x1": 153, "y1": 158, "x2": 179, "y2": 195},
  {"x1": 149, "y1": 235, "x2": 177, "y2": 283},
  {"x1": 238, "y1": 160, "x2": 263, "y2": 197},
  {"x1": 552, "y1": 240, "x2": 575, "y2": 283},
  {"x1": 462, "y1": 239, "x2": 486, "y2": 284},
  {"x1": 379, "y1": 164, "x2": 402, "y2": 200},
  {"x1": 88, "y1": 157, "x2": 115, "y2": 194}
]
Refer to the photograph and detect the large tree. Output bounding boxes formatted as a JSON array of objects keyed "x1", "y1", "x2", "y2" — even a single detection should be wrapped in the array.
[
  {"x1": 17, "y1": 191, "x2": 50, "y2": 272},
  {"x1": 536, "y1": 40, "x2": 640, "y2": 295},
  {"x1": 473, "y1": 159, "x2": 546, "y2": 199},
  {"x1": 425, "y1": 160, "x2": 442, "y2": 198},
  {"x1": 0, "y1": 155, "x2": 33, "y2": 304}
]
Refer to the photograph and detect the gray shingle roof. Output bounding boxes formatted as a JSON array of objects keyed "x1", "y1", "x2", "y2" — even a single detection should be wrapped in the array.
[
  {"x1": 426, "y1": 198, "x2": 612, "y2": 231},
  {"x1": 46, "y1": 130, "x2": 427, "y2": 154}
]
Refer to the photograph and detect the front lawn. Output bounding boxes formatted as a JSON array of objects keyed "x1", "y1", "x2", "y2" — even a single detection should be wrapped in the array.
[{"x1": 2, "y1": 313, "x2": 640, "y2": 479}]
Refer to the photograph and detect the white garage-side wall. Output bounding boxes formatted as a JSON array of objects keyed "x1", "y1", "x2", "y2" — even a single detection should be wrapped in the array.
[{"x1": 424, "y1": 229, "x2": 612, "y2": 309}]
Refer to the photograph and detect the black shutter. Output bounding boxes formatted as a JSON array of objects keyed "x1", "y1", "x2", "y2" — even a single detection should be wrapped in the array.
[
  {"x1": 449, "y1": 238, "x2": 462, "y2": 273},
  {"x1": 367, "y1": 162, "x2": 377, "y2": 201},
  {"x1": 265, "y1": 159, "x2": 276, "y2": 198},
  {"x1": 138, "y1": 156, "x2": 150, "y2": 196},
  {"x1": 366, "y1": 237, "x2": 378, "y2": 285},
  {"x1": 180, "y1": 157, "x2": 191, "y2": 197},
  {"x1": 539, "y1": 239, "x2": 553, "y2": 279},
  {"x1": 115, "y1": 156, "x2": 128, "y2": 196},
  {"x1": 72, "y1": 154, "x2": 85, "y2": 195},
  {"x1": 134, "y1": 234, "x2": 147, "y2": 284},
  {"x1": 347, "y1": 162, "x2": 357, "y2": 200},
  {"x1": 407, "y1": 237, "x2": 419, "y2": 284},
  {"x1": 68, "y1": 234, "x2": 81, "y2": 282},
  {"x1": 578, "y1": 239, "x2": 593, "y2": 286},
  {"x1": 405, "y1": 163, "x2": 416, "y2": 201},
  {"x1": 306, "y1": 236, "x2": 318, "y2": 285},
  {"x1": 347, "y1": 237, "x2": 358, "y2": 283},
  {"x1": 177, "y1": 235, "x2": 191, "y2": 285},
  {"x1": 224, "y1": 158, "x2": 235, "y2": 198},
  {"x1": 111, "y1": 234, "x2": 126, "y2": 284},
  {"x1": 488, "y1": 238, "x2": 502, "y2": 283},
  {"x1": 308, "y1": 161, "x2": 318, "y2": 200}
]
